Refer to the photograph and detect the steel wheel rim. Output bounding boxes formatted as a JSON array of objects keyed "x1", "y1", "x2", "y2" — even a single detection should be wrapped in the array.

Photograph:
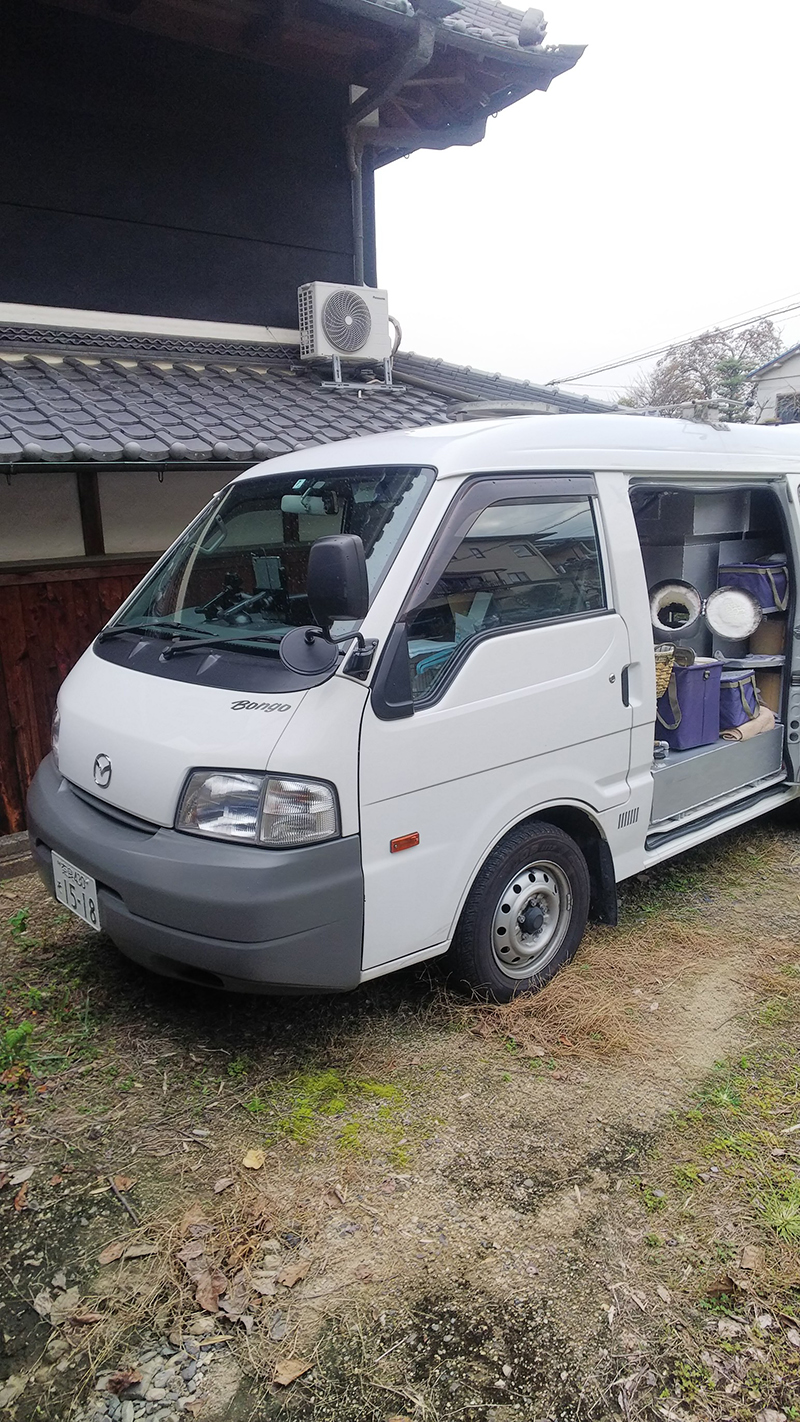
[{"x1": 491, "y1": 859, "x2": 573, "y2": 980}]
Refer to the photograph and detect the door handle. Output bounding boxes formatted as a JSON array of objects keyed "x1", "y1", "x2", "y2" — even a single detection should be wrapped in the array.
[{"x1": 620, "y1": 665, "x2": 631, "y2": 707}]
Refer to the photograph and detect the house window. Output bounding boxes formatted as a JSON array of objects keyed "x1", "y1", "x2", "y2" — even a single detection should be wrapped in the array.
[
  {"x1": 0, "y1": 472, "x2": 84, "y2": 562},
  {"x1": 776, "y1": 392, "x2": 800, "y2": 424}
]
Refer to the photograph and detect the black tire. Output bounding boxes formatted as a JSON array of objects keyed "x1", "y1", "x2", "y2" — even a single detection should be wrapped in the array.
[{"x1": 448, "y1": 820, "x2": 590, "y2": 1002}]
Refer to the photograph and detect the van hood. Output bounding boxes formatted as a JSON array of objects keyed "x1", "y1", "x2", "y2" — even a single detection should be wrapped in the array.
[{"x1": 55, "y1": 648, "x2": 307, "y2": 826}]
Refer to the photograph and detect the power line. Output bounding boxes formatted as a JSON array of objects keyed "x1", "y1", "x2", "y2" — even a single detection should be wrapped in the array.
[{"x1": 548, "y1": 296, "x2": 800, "y2": 388}]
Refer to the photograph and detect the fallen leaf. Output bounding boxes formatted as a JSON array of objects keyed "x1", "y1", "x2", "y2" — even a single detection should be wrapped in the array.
[
  {"x1": 0, "y1": 1376, "x2": 27, "y2": 1408},
  {"x1": 49, "y1": 1175, "x2": 64, "y2": 1186},
  {"x1": 718, "y1": 1318, "x2": 744, "y2": 1339},
  {"x1": 218, "y1": 1269, "x2": 249, "y2": 1321},
  {"x1": 32, "y1": 1289, "x2": 52, "y2": 1318},
  {"x1": 112, "y1": 1175, "x2": 136, "y2": 1193},
  {"x1": 270, "y1": 1312, "x2": 289, "y2": 1341},
  {"x1": 656, "y1": 1284, "x2": 671, "y2": 1304},
  {"x1": 180, "y1": 1202, "x2": 211, "y2": 1237},
  {"x1": 273, "y1": 1358, "x2": 312, "y2": 1387},
  {"x1": 250, "y1": 1273, "x2": 278, "y2": 1296},
  {"x1": 13, "y1": 1181, "x2": 29, "y2": 1211},
  {"x1": 106, "y1": 1368, "x2": 142, "y2": 1395},
  {"x1": 706, "y1": 1274, "x2": 741, "y2": 1299},
  {"x1": 354, "y1": 1264, "x2": 374, "y2": 1281},
  {"x1": 214, "y1": 1177, "x2": 235, "y2": 1194},
  {"x1": 9, "y1": 1165, "x2": 34, "y2": 1187},
  {"x1": 52, "y1": 1270, "x2": 67, "y2": 1290},
  {"x1": 740, "y1": 1244, "x2": 764, "y2": 1271},
  {"x1": 242, "y1": 1149, "x2": 265, "y2": 1170},
  {"x1": 72, "y1": 1311, "x2": 103, "y2": 1325},
  {"x1": 49, "y1": 1286, "x2": 81, "y2": 1325},
  {"x1": 787, "y1": 1326, "x2": 800, "y2": 1348},
  {"x1": 276, "y1": 1260, "x2": 311, "y2": 1288},
  {"x1": 98, "y1": 1240, "x2": 158, "y2": 1266},
  {"x1": 177, "y1": 1240, "x2": 207, "y2": 1263},
  {"x1": 0, "y1": 1172, "x2": 8, "y2": 1190},
  {"x1": 98, "y1": 1241, "x2": 126, "y2": 1266},
  {"x1": 183, "y1": 1255, "x2": 228, "y2": 1314},
  {"x1": 0, "y1": 1064, "x2": 30, "y2": 1089}
]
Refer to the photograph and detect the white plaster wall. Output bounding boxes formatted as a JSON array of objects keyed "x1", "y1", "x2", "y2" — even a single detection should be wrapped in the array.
[
  {"x1": 0, "y1": 471, "x2": 84, "y2": 562},
  {"x1": 99, "y1": 470, "x2": 224, "y2": 555},
  {"x1": 753, "y1": 350, "x2": 800, "y2": 422}
]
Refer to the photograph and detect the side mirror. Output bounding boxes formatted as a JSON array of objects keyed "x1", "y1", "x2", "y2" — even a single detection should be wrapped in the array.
[
  {"x1": 307, "y1": 534, "x2": 369, "y2": 631},
  {"x1": 279, "y1": 534, "x2": 370, "y2": 677}
]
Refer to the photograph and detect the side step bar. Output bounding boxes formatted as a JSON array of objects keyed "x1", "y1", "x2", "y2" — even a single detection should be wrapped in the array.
[{"x1": 645, "y1": 782, "x2": 792, "y2": 853}]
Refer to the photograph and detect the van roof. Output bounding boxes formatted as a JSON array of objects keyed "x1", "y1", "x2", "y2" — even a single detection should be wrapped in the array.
[{"x1": 235, "y1": 413, "x2": 800, "y2": 483}]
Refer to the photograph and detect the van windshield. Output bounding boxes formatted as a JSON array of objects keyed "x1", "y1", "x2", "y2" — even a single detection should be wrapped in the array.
[{"x1": 111, "y1": 465, "x2": 434, "y2": 650}]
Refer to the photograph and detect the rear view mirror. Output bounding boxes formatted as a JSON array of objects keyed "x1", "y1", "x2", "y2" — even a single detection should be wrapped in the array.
[{"x1": 307, "y1": 534, "x2": 369, "y2": 630}]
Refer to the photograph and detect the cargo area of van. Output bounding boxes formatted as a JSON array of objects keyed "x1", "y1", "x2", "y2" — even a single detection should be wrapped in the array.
[{"x1": 631, "y1": 484, "x2": 791, "y2": 834}]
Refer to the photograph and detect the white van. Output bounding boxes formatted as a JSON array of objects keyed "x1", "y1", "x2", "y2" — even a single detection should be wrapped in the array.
[{"x1": 27, "y1": 415, "x2": 800, "y2": 1000}]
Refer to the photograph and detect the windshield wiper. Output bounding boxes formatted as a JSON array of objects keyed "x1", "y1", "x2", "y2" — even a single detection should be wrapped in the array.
[
  {"x1": 161, "y1": 631, "x2": 284, "y2": 660},
  {"x1": 97, "y1": 621, "x2": 206, "y2": 644}
]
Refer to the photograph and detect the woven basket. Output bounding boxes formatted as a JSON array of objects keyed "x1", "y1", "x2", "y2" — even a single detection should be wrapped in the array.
[{"x1": 654, "y1": 644, "x2": 675, "y2": 699}]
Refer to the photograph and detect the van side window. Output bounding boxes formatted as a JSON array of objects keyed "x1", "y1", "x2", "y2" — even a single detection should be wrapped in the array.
[{"x1": 406, "y1": 496, "x2": 606, "y2": 701}]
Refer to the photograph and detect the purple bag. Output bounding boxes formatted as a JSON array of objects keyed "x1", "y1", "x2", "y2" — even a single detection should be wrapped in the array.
[
  {"x1": 717, "y1": 560, "x2": 789, "y2": 613},
  {"x1": 656, "y1": 660, "x2": 721, "y2": 750},
  {"x1": 719, "y1": 670, "x2": 759, "y2": 730}
]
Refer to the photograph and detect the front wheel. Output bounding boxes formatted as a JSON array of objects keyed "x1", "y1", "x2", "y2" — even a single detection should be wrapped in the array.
[{"x1": 449, "y1": 821, "x2": 590, "y2": 1002}]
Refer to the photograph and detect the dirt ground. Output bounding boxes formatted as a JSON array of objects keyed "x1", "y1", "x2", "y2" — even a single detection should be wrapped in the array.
[{"x1": 2, "y1": 814, "x2": 800, "y2": 1422}]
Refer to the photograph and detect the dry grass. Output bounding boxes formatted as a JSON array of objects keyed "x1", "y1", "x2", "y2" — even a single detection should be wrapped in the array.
[
  {"x1": 469, "y1": 918, "x2": 731, "y2": 1059},
  {"x1": 72, "y1": 1177, "x2": 323, "y2": 1388}
]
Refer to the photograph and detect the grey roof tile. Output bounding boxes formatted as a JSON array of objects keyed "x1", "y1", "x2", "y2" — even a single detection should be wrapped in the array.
[{"x1": 0, "y1": 335, "x2": 612, "y2": 466}]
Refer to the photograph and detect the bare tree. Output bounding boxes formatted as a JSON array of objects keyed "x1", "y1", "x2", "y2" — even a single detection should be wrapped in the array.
[{"x1": 623, "y1": 319, "x2": 783, "y2": 421}]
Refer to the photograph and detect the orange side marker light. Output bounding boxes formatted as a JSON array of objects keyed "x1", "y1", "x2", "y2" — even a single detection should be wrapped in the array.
[{"x1": 390, "y1": 832, "x2": 420, "y2": 854}]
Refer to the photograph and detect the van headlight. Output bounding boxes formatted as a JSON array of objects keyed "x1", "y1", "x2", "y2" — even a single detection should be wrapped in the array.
[{"x1": 176, "y1": 771, "x2": 339, "y2": 848}]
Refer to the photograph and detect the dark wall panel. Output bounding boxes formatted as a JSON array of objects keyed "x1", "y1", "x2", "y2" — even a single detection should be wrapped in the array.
[
  {"x1": 0, "y1": 1, "x2": 366, "y2": 327},
  {"x1": 0, "y1": 205, "x2": 355, "y2": 328}
]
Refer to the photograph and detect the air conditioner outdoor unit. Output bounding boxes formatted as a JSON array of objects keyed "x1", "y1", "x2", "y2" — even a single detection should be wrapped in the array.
[{"x1": 298, "y1": 282, "x2": 392, "y2": 364}]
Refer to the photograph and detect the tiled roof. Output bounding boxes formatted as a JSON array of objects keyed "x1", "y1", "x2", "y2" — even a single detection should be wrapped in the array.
[
  {"x1": 441, "y1": 1, "x2": 530, "y2": 45},
  {"x1": 361, "y1": 0, "x2": 545, "y2": 49},
  {"x1": 395, "y1": 351, "x2": 610, "y2": 414},
  {"x1": 0, "y1": 341, "x2": 611, "y2": 466}
]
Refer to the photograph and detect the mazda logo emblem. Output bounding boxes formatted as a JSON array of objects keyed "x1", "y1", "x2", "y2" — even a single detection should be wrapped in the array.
[{"x1": 93, "y1": 754, "x2": 112, "y2": 789}]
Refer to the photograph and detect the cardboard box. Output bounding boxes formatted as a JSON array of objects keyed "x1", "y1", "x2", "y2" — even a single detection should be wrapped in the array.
[
  {"x1": 751, "y1": 616, "x2": 786, "y2": 654},
  {"x1": 756, "y1": 670, "x2": 782, "y2": 714}
]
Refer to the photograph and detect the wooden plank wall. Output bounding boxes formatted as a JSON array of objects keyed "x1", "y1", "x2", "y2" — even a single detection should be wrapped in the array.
[{"x1": 0, "y1": 560, "x2": 151, "y2": 835}]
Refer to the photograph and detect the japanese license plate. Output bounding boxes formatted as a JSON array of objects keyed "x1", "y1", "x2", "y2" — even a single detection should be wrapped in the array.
[{"x1": 52, "y1": 851, "x2": 101, "y2": 931}]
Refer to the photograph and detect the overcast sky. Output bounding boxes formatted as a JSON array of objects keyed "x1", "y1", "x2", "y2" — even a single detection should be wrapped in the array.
[{"x1": 375, "y1": 0, "x2": 800, "y2": 400}]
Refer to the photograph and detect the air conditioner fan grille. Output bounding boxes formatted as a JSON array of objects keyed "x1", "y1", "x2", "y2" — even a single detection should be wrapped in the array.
[{"x1": 321, "y1": 289, "x2": 371, "y2": 354}]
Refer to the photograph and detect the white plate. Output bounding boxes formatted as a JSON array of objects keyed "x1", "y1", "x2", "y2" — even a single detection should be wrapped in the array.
[{"x1": 52, "y1": 851, "x2": 101, "y2": 932}]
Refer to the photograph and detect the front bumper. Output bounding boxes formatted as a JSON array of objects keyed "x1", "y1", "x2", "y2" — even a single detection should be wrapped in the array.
[{"x1": 27, "y1": 756, "x2": 364, "y2": 992}]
